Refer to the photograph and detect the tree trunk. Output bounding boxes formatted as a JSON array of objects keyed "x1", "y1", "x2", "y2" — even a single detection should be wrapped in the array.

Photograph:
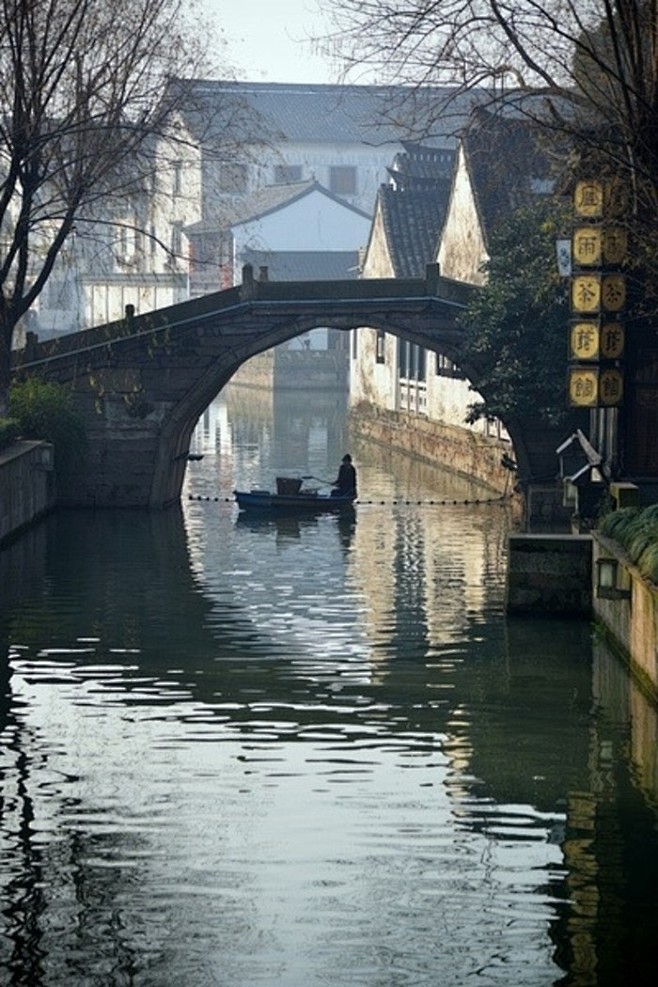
[{"x1": 0, "y1": 324, "x2": 11, "y2": 418}]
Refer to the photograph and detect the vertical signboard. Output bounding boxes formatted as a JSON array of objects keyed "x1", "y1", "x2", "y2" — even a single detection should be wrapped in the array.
[{"x1": 567, "y1": 179, "x2": 627, "y2": 408}]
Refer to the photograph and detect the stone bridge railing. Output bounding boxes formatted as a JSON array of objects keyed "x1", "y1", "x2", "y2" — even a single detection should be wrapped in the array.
[
  {"x1": 11, "y1": 265, "x2": 576, "y2": 511},
  {"x1": 12, "y1": 266, "x2": 479, "y2": 508}
]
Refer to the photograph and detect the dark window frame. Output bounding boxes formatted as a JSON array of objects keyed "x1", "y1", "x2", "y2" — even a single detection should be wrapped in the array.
[
  {"x1": 274, "y1": 164, "x2": 302, "y2": 184},
  {"x1": 329, "y1": 165, "x2": 357, "y2": 196}
]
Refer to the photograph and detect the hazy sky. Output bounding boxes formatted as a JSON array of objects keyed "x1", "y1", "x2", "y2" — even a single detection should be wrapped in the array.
[{"x1": 202, "y1": 0, "x2": 345, "y2": 84}]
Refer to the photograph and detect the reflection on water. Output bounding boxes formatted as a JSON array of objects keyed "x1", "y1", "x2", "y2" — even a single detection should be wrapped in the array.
[{"x1": 1, "y1": 388, "x2": 658, "y2": 985}]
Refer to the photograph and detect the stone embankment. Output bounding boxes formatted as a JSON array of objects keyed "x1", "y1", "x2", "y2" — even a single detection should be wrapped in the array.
[
  {"x1": 591, "y1": 531, "x2": 658, "y2": 702},
  {"x1": 506, "y1": 529, "x2": 658, "y2": 704},
  {"x1": 0, "y1": 441, "x2": 56, "y2": 547}
]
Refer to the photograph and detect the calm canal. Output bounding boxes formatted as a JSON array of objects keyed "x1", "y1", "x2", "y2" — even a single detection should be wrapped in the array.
[{"x1": 1, "y1": 386, "x2": 658, "y2": 986}]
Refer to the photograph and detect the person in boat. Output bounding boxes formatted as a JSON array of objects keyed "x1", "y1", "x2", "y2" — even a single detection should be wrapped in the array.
[{"x1": 331, "y1": 454, "x2": 357, "y2": 498}]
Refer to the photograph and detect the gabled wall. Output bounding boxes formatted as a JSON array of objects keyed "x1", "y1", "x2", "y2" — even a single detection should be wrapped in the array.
[
  {"x1": 349, "y1": 155, "x2": 510, "y2": 493},
  {"x1": 351, "y1": 198, "x2": 399, "y2": 412},
  {"x1": 438, "y1": 144, "x2": 488, "y2": 285},
  {"x1": 231, "y1": 188, "x2": 371, "y2": 262}
]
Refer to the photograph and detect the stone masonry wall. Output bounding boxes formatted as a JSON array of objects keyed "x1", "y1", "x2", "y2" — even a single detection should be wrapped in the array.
[{"x1": 0, "y1": 441, "x2": 56, "y2": 547}]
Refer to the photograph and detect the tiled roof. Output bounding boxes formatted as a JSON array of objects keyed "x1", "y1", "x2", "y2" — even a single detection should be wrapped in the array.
[
  {"x1": 176, "y1": 79, "x2": 485, "y2": 148},
  {"x1": 461, "y1": 108, "x2": 563, "y2": 238},
  {"x1": 241, "y1": 249, "x2": 360, "y2": 281},
  {"x1": 378, "y1": 183, "x2": 451, "y2": 278},
  {"x1": 231, "y1": 180, "x2": 370, "y2": 228},
  {"x1": 389, "y1": 142, "x2": 455, "y2": 187}
]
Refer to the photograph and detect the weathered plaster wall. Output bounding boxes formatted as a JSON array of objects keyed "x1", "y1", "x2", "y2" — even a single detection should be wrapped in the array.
[
  {"x1": 350, "y1": 404, "x2": 511, "y2": 495},
  {"x1": 438, "y1": 145, "x2": 488, "y2": 285},
  {"x1": 351, "y1": 207, "x2": 399, "y2": 411}
]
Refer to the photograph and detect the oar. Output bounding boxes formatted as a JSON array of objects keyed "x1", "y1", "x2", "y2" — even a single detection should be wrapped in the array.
[{"x1": 302, "y1": 474, "x2": 334, "y2": 485}]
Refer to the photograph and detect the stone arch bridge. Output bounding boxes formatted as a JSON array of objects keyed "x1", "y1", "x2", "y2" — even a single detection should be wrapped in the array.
[{"x1": 12, "y1": 265, "x2": 564, "y2": 508}]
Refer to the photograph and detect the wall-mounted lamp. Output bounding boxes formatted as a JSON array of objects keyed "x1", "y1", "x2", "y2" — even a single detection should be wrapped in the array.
[
  {"x1": 596, "y1": 557, "x2": 631, "y2": 600},
  {"x1": 32, "y1": 445, "x2": 54, "y2": 471}
]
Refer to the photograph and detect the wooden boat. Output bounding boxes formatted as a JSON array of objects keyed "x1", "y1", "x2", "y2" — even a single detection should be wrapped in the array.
[{"x1": 234, "y1": 488, "x2": 355, "y2": 514}]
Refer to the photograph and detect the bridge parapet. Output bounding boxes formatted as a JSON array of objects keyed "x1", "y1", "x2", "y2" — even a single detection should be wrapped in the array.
[
  {"x1": 239, "y1": 262, "x2": 473, "y2": 306},
  {"x1": 10, "y1": 274, "x2": 474, "y2": 508}
]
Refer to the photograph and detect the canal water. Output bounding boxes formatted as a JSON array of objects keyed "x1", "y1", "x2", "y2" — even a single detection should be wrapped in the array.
[{"x1": 1, "y1": 387, "x2": 658, "y2": 986}]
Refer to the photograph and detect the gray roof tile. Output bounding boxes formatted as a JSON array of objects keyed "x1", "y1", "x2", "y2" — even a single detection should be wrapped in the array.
[
  {"x1": 379, "y1": 183, "x2": 450, "y2": 278},
  {"x1": 178, "y1": 80, "x2": 484, "y2": 148}
]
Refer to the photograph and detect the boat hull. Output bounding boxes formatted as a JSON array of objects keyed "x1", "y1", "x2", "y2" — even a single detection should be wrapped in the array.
[{"x1": 234, "y1": 489, "x2": 355, "y2": 513}]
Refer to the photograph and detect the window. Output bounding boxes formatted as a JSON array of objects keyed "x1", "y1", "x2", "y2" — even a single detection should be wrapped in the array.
[
  {"x1": 171, "y1": 221, "x2": 183, "y2": 257},
  {"x1": 329, "y1": 165, "x2": 357, "y2": 196},
  {"x1": 274, "y1": 164, "x2": 302, "y2": 184},
  {"x1": 375, "y1": 329, "x2": 386, "y2": 364},
  {"x1": 219, "y1": 162, "x2": 248, "y2": 194},
  {"x1": 398, "y1": 340, "x2": 426, "y2": 381},
  {"x1": 172, "y1": 160, "x2": 182, "y2": 195},
  {"x1": 435, "y1": 352, "x2": 466, "y2": 379},
  {"x1": 116, "y1": 220, "x2": 136, "y2": 264}
]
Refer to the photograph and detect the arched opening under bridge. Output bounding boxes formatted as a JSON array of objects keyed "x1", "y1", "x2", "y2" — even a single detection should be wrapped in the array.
[{"x1": 11, "y1": 267, "x2": 570, "y2": 509}]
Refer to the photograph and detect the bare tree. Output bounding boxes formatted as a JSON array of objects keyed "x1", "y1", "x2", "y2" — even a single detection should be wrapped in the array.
[
  {"x1": 325, "y1": 1, "x2": 658, "y2": 277},
  {"x1": 0, "y1": 0, "x2": 223, "y2": 414}
]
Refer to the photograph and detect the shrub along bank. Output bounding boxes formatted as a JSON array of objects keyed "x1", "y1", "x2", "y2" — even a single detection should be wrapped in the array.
[
  {"x1": 599, "y1": 504, "x2": 658, "y2": 586},
  {"x1": 0, "y1": 378, "x2": 85, "y2": 482}
]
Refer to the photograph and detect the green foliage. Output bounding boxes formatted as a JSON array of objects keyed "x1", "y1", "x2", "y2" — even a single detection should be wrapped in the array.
[
  {"x1": 8, "y1": 378, "x2": 86, "y2": 480},
  {"x1": 0, "y1": 417, "x2": 21, "y2": 450},
  {"x1": 599, "y1": 505, "x2": 658, "y2": 584},
  {"x1": 457, "y1": 199, "x2": 570, "y2": 426}
]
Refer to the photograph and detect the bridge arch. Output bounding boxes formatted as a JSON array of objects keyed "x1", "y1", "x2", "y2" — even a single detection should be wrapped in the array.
[{"x1": 12, "y1": 270, "x2": 565, "y2": 508}]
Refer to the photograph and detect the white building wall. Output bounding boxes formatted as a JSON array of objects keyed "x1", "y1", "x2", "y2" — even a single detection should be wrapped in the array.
[
  {"x1": 148, "y1": 127, "x2": 203, "y2": 276},
  {"x1": 425, "y1": 370, "x2": 488, "y2": 435},
  {"x1": 231, "y1": 189, "x2": 371, "y2": 257},
  {"x1": 438, "y1": 145, "x2": 488, "y2": 285},
  {"x1": 32, "y1": 121, "x2": 203, "y2": 336},
  {"x1": 202, "y1": 139, "x2": 409, "y2": 236},
  {"x1": 250, "y1": 141, "x2": 403, "y2": 217},
  {"x1": 84, "y1": 278, "x2": 189, "y2": 327},
  {"x1": 352, "y1": 179, "x2": 498, "y2": 441},
  {"x1": 351, "y1": 204, "x2": 399, "y2": 411}
]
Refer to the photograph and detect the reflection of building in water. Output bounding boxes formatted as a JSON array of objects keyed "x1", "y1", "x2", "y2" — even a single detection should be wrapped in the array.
[
  {"x1": 550, "y1": 638, "x2": 658, "y2": 984},
  {"x1": 187, "y1": 386, "x2": 352, "y2": 502},
  {"x1": 350, "y1": 493, "x2": 508, "y2": 679}
]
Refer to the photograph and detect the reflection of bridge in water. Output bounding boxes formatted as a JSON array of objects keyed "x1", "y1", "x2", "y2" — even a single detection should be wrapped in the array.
[
  {"x1": 1, "y1": 503, "x2": 655, "y2": 983},
  {"x1": 12, "y1": 264, "x2": 562, "y2": 508}
]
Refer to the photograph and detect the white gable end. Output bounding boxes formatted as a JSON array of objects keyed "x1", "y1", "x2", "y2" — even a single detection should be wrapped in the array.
[
  {"x1": 438, "y1": 144, "x2": 488, "y2": 286},
  {"x1": 232, "y1": 189, "x2": 371, "y2": 254}
]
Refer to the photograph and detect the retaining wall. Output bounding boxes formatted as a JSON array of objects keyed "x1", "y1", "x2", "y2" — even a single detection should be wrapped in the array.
[
  {"x1": 506, "y1": 534, "x2": 593, "y2": 616},
  {"x1": 592, "y1": 531, "x2": 658, "y2": 701},
  {"x1": 0, "y1": 441, "x2": 56, "y2": 547},
  {"x1": 349, "y1": 406, "x2": 511, "y2": 496}
]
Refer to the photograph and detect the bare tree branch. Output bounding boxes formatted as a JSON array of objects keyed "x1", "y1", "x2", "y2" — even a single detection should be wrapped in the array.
[{"x1": 0, "y1": 0, "x2": 227, "y2": 411}]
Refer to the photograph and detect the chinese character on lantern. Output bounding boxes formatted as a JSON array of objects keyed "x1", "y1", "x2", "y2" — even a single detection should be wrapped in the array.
[
  {"x1": 600, "y1": 323, "x2": 625, "y2": 360},
  {"x1": 601, "y1": 274, "x2": 626, "y2": 312},
  {"x1": 570, "y1": 322, "x2": 599, "y2": 360},
  {"x1": 572, "y1": 275, "x2": 601, "y2": 312},
  {"x1": 573, "y1": 227, "x2": 602, "y2": 266},
  {"x1": 604, "y1": 178, "x2": 629, "y2": 218},
  {"x1": 568, "y1": 367, "x2": 599, "y2": 406},
  {"x1": 603, "y1": 227, "x2": 628, "y2": 266},
  {"x1": 574, "y1": 179, "x2": 604, "y2": 218},
  {"x1": 599, "y1": 368, "x2": 623, "y2": 406}
]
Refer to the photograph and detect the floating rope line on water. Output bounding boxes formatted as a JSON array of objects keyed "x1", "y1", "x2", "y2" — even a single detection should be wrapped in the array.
[{"x1": 188, "y1": 494, "x2": 512, "y2": 507}]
